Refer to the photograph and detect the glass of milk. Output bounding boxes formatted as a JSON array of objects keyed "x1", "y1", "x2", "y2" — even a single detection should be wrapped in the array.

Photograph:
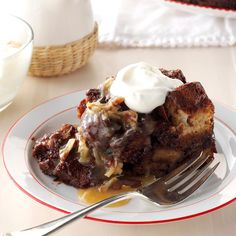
[{"x1": 0, "y1": 14, "x2": 33, "y2": 112}]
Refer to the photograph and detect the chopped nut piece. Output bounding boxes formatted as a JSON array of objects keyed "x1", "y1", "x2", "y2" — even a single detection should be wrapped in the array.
[
  {"x1": 98, "y1": 177, "x2": 118, "y2": 192},
  {"x1": 105, "y1": 161, "x2": 123, "y2": 178},
  {"x1": 77, "y1": 128, "x2": 90, "y2": 164},
  {"x1": 59, "y1": 138, "x2": 76, "y2": 162}
]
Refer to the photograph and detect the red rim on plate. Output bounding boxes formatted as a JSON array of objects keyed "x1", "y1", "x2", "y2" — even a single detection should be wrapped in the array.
[
  {"x1": 2, "y1": 91, "x2": 236, "y2": 224},
  {"x1": 165, "y1": 0, "x2": 236, "y2": 12}
]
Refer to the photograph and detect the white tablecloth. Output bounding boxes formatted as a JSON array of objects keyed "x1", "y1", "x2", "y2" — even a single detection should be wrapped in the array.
[{"x1": 91, "y1": 0, "x2": 236, "y2": 47}]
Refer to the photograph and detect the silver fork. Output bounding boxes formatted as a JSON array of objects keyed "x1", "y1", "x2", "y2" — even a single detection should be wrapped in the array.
[{"x1": 2, "y1": 152, "x2": 219, "y2": 236}]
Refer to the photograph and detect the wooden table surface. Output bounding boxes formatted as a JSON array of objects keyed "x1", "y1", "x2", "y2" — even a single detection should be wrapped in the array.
[{"x1": 1, "y1": 47, "x2": 236, "y2": 236}]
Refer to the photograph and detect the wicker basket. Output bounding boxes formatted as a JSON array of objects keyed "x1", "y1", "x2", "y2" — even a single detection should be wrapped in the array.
[{"x1": 29, "y1": 22, "x2": 98, "y2": 77}]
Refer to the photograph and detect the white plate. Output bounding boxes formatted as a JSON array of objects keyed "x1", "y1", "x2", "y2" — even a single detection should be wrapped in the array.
[
  {"x1": 2, "y1": 90, "x2": 236, "y2": 224},
  {"x1": 160, "y1": 0, "x2": 236, "y2": 18}
]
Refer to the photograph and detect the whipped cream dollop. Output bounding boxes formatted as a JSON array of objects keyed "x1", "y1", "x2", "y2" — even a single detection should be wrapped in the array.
[{"x1": 110, "y1": 62, "x2": 183, "y2": 113}]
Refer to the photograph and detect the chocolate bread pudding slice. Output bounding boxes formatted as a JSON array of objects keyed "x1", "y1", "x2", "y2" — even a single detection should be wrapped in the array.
[{"x1": 33, "y1": 62, "x2": 215, "y2": 191}]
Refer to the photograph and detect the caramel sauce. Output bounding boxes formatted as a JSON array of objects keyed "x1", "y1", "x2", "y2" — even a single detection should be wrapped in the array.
[
  {"x1": 78, "y1": 175, "x2": 156, "y2": 207},
  {"x1": 78, "y1": 185, "x2": 134, "y2": 207}
]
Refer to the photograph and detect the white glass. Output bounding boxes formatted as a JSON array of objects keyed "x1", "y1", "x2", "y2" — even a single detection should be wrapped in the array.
[{"x1": 0, "y1": 14, "x2": 33, "y2": 112}]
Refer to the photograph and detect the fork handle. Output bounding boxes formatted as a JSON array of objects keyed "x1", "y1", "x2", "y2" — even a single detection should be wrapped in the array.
[{"x1": 10, "y1": 192, "x2": 140, "y2": 236}]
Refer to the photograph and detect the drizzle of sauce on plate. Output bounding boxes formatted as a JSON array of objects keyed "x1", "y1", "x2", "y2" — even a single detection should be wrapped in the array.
[
  {"x1": 78, "y1": 175, "x2": 156, "y2": 207},
  {"x1": 78, "y1": 185, "x2": 134, "y2": 207}
]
